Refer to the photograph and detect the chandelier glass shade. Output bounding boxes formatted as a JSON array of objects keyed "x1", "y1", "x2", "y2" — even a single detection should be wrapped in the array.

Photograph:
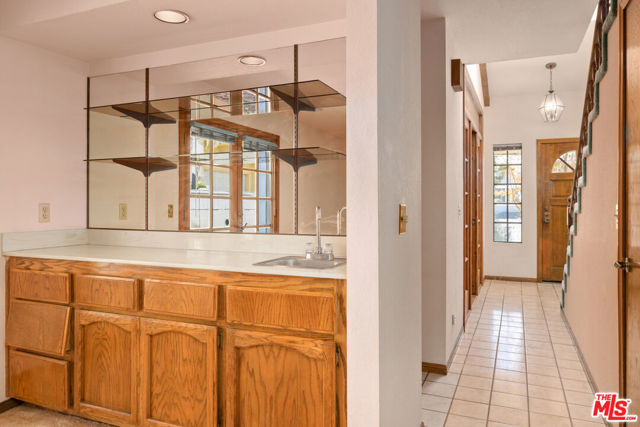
[{"x1": 538, "y1": 62, "x2": 565, "y2": 122}]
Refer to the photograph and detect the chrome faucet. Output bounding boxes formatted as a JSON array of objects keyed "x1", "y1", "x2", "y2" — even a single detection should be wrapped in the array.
[
  {"x1": 306, "y1": 206, "x2": 334, "y2": 261},
  {"x1": 337, "y1": 206, "x2": 347, "y2": 236}
]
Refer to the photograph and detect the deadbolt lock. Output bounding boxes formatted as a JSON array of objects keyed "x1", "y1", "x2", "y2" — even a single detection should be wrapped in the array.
[{"x1": 614, "y1": 257, "x2": 640, "y2": 273}]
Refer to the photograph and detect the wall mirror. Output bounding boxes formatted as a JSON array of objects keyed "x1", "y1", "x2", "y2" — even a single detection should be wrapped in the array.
[{"x1": 87, "y1": 38, "x2": 346, "y2": 235}]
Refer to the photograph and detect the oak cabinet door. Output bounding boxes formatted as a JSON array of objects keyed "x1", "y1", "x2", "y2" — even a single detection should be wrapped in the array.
[
  {"x1": 140, "y1": 318, "x2": 217, "y2": 427},
  {"x1": 74, "y1": 310, "x2": 138, "y2": 425},
  {"x1": 223, "y1": 329, "x2": 336, "y2": 427}
]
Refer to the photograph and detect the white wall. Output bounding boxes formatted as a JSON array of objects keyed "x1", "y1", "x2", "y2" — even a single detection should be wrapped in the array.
[
  {"x1": 0, "y1": 35, "x2": 88, "y2": 400},
  {"x1": 421, "y1": 18, "x2": 465, "y2": 366},
  {"x1": 483, "y1": 90, "x2": 582, "y2": 278},
  {"x1": 346, "y1": 0, "x2": 422, "y2": 424}
]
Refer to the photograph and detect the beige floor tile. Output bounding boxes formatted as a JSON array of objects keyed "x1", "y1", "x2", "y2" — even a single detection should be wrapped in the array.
[
  {"x1": 529, "y1": 397, "x2": 569, "y2": 417},
  {"x1": 569, "y1": 403, "x2": 600, "y2": 422},
  {"x1": 564, "y1": 390, "x2": 595, "y2": 406},
  {"x1": 526, "y1": 363, "x2": 559, "y2": 377},
  {"x1": 492, "y1": 379, "x2": 527, "y2": 396},
  {"x1": 449, "y1": 363, "x2": 464, "y2": 374},
  {"x1": 423, "y1": 380, "x2": 457, "y2": 398},
  {"x1": 428, "y1": 372, "x2": 461, "y2": 385},
  {"x1": 525, "y1": 355, "x2": 556, "y2": 366},
  {"x1": 422, "y1": 394, "x2": 453, "y2": 413},
  {"x1": 491, "y1": 391, "x2": 528, "y2": 410},
  {"x1": 488, "y1": 405, "x2": 529, "y2": 427},
  {"x1": 571, "y1": 419, "x2": 605, "y2": 427},
  {"x1": 494, "y1": 368, "x2": 526, "y2": 384},
  {"x1": 495, "y1": 359, "x2": 526, "y2": 372},
  {"x1": 527, "y1": 384, "x2": 565, "y2": 402},
  {"x1": 529, "y1": 412, "x2": 571, "y2": 427},
  {"x1": 422, "y1": 409, "x2": 447, "y2": 427},
  {"x1": 497, "y1": 351, "x2": 526, "y2": 363},
  {"x1": 445, "y1": 414, "x2": 486, "y2": 427},
  {"x1": 465, "y1": 355, "x2": 495, "y2": 368},
  {"x1": 454, "y1": 386, "x2": 491, "y2": 404},
  {"x1": 559, "y1": 367, "x2": 588, "y2": 381},
  {"x1": 498, "y1": 343, "x2": 524, "y2": 354},
  {"x1": 462, "y1": 364, "x2": 494, "y2": 379},
  {"x1": 527, "y1": 373, "x2": 562, "y2": 389},
  {"x1": 562, "y1": 378, "x2": 592, "y2": 393},
  {"x1": 457, "y1": 375, "x2": 493, "y2": 391},
  {"x1": 450, "y1": 400, "x2": 489, "y2": 420}
]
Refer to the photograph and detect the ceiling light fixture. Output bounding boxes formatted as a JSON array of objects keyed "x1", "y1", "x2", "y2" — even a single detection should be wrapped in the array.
[
  {"x1": 538, "y1": 62, "x2": 565, "y2": 122},
  {"x1": 154, "y1": 10, "x2": 190, "y2": 24},
  {"x1": 238, "y1": 55, "x2": 267, "y2": 66}
]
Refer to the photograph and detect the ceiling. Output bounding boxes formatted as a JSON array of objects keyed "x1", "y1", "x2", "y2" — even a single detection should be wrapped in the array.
[
  {"x1": 487, "y1": 18, "x2": 594, "y2": 99},
  {"x1": 0, "y1": 0, "x2": 345, "y2": 61},
  {"x1": 421, "y1": 0, "x2": 597, "y2": 64},
  {"x1": 0, "y1": 0, "x2": 594, "y2": 70}
]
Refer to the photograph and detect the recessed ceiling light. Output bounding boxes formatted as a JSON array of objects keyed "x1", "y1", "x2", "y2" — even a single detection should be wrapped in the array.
[
  {"x1": 238, "y1": 55, "x2": 267, "y2": 66},
  {"x1": 154, "y1": 10, "x2": 190, "y2": 24}
]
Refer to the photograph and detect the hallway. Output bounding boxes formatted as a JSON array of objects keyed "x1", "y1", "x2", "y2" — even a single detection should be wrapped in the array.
[{"x1": 422, "y1": 280, "x2": 603, "y2": 427}]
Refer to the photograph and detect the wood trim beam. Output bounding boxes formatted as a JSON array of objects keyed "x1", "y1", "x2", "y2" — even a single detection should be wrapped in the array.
[
  {"x1": 484, "y1": 275, "x2": 538, "y2": 283},
  {"x1": 421, "y1": 362, "x2": 447, "y2": 375},
  {"x1": 479, "y1": 63, "x2": 490, "y2": 107}
]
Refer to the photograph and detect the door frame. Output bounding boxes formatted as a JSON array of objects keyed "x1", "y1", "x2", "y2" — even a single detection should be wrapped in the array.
[
  {"x1": 536, "y1": 138, "x2": 580, "y2": 282},
  {"x1": 618, "y1": 0, "x2": 632, "y2": 399}
]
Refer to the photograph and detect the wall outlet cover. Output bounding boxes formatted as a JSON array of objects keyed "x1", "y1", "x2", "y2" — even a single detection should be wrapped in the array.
[{"x1": 38, "y1": 203, "x2": 50, "y2": 223}]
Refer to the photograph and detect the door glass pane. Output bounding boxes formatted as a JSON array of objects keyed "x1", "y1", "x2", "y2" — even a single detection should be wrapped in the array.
[
  {"x1": 507, "y1": 165, "x2": 521, "y2": 184},
  {"x1": 190, "y1": 164, "x2": 210, "y2": 195},
  {"x1": 190, "y1": 198, "x2": 210, "y2": 229},
  {"x1": 494, "y1": 185, "x2": 507, "y2": 203},
  {"x1": 507, "y1": 185, "x2": 522, "y2": 203},
  {"x1": 242, "y1": 199, "x2": 257, "y2": 227},
  {"x1": 507, "y1": 204, "x2": 522, "y2": 222},
  {"x1": 494, "y1": 223, "x2": 508, "y2": 242},
  {"x1": 494, "y1": 150, "x2": 507, "y2": 165},
  {"x1": 212, "y1": 166, "x2": 230, "y2": 195},
  {"x1": 212, "y1": 198, "x2": 230, "y2": 228},
  {"x1": 494, "y1": 204, "x2": 507, "y2": 222},
  {"x1": 243, "y1": 170, "x2": 257, "y2": 196},
  {"x1": 494, "y1": 166, "x2": 507, "y2": 184},
  {"x1": 258, "y1": 200, "x2": 271, "y2": 226},
  {"x1": 508, "y1": 223, "x2": 522, "y2": 242},
  {"x1": 258, "y1": 173, "x2": 271, "y2": 198}
]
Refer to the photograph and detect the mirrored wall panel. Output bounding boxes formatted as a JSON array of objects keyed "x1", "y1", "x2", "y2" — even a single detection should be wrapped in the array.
[{"x1": 88, "y1": 38, "x2": 346, "y2": 235}]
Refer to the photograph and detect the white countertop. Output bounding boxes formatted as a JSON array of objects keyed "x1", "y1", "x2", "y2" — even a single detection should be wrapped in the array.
[{"x1": 3, "y1": 244, "x2": 346, "y2": 280}]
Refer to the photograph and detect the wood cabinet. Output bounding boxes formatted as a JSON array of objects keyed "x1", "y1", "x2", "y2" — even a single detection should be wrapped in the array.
[
  {"x1": 223, "y1": 329, "x2": 336, "y2": 427},
  {"x1": 140, "y1": 318, "x2": 217, "y2": 427},
  {"x1": 5, "y1": 257, "x2": 346, "y2": 427},
  {"x1": 74, "y1": 310, "x2": 138, "y2": 425}
]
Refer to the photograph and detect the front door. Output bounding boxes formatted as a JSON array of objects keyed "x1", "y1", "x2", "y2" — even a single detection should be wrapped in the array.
[
  {"x1": 537, "y1": 138, "x2": 579, "y2": 282},
  {"x1": 619, "y1": 0, "x2": 640, "y2": 411}
]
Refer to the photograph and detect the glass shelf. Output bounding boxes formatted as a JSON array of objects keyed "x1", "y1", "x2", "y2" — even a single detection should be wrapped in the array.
[
  {"x1": 87, "y1": 80, "x2": 346, "y2": 122},
  {"x1": 86, "y1": 147, "x2": 345, "y2": 175}
]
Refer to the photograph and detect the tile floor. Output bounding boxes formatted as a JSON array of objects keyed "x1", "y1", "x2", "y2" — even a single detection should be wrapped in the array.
[{"x1": 422, "y1": 280, "x2": 604, "y2": 427}]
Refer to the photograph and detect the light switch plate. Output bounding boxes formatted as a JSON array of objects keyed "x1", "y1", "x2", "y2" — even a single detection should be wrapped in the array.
[
  {"x1": 119, "y1": 203, "x2": 128, "y2": 220},
  {"x1": 399, "y1": 203, "x2": 408, "y2": 234},
  {"x1": 38, "y1": 203, "x2": 50, "y2": 223}
]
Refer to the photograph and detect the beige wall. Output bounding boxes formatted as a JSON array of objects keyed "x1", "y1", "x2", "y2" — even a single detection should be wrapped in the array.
[{"x1": 564, "y1": 18, "x2": 620, "y2": 393}]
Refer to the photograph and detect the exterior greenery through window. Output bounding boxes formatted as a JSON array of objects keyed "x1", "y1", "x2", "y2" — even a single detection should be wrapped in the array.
[{"x1": 493, "y1": 144, "x2": 522, "y2": 242}]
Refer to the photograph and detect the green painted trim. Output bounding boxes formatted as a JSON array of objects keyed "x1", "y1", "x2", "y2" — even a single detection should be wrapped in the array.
[{"x1": 562, "y1": 0, "x2": 618, "y2": 304}]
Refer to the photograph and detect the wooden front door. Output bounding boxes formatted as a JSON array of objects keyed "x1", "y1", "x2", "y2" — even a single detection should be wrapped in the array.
[
  {"x1": 537, "y1": 138, "x2": 579, "y2": 281},
  {"x1": 619, "y1": 0, "x2": 640, "y2": 410}
]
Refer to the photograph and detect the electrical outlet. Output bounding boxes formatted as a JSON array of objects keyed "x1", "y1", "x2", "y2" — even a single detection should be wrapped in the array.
[
  {"x1": 168, "y1": 204, "x2": 174, "y2": 218},
  {"x1": 38, "y1": 203, "x2": 50, "y2": 223},
  {"x1": 119, "y1": 203, "x2": 128, "y2": 220}
]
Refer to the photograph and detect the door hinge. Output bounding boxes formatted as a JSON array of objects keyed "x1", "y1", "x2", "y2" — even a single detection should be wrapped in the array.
[
  {"x1": 217, "y1": 331, "x2": 222, "y2": 350},
  {"x1": 336, "y1": 344, "x2": 341, "y2": 367}
]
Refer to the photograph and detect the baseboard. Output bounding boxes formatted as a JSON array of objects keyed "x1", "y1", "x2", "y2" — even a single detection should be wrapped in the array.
[
  {"x1": 560, "y1": 310, "x2": 601, "y2": 394},
  {"x1": 422, "y1": 362, "x2": 447, "y2": 375},
  {"x1": 484, "y1": 275, "x2": 538, "y2": 283},
  {"x1": 0, "y1": 398, "x2": 20, "y2": 414}
]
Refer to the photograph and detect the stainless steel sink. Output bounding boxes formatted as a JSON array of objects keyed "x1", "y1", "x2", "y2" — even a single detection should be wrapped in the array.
[{"x1": 254, "y1": 256, "x2": 346, "y2": 269}]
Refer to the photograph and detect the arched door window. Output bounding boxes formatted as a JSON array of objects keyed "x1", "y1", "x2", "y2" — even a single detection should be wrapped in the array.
[{"x1": 551, "y1": 150, "x2": 577, "y2": 173}]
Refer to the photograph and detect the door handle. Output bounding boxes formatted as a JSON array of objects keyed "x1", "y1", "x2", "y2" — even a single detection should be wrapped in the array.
[
  {"x1": 614, "y1": 257, "x2": 640, "y2": 273},
  {"x1": 543, "y1": 212, "x2": 551, "y2": 224}
]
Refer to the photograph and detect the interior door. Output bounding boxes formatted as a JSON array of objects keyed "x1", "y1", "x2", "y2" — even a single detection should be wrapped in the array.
[
  {"x1": 620, "y1": 0, "x2": 640, "y2": 411},
  {"x1": 537, "y1": 139, "x2": 579, "y2": 281}
]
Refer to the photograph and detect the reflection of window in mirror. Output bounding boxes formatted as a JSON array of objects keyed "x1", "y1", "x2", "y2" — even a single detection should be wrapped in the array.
[{"x1": 178, "y1": 114, "x2": 279, "y2": 233}]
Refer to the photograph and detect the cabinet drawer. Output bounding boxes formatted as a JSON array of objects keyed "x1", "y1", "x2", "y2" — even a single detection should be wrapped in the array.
[
  {"x1": 10, "y1": 269, "x2": 70, "y2": 304},
  {"x1": 6, "y1": 300, "x2": 71, "y2": 356},
  {"x1": 9, "y1": 349, "x2": 70, "y2": 411},
  {"x1": 143, "y1": 279, "x2": 218, "y2": 320},
  {"x1": 75, "y1": 274, "x2": 138, "y2": 311},
  {"x1": 225, "y1": 286, "x2": 335, "y2": 334}
]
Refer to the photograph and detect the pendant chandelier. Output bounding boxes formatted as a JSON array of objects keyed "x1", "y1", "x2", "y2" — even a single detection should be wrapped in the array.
[{"x1": 538, "y1": 62, "x2": 565, "y2": 122}]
